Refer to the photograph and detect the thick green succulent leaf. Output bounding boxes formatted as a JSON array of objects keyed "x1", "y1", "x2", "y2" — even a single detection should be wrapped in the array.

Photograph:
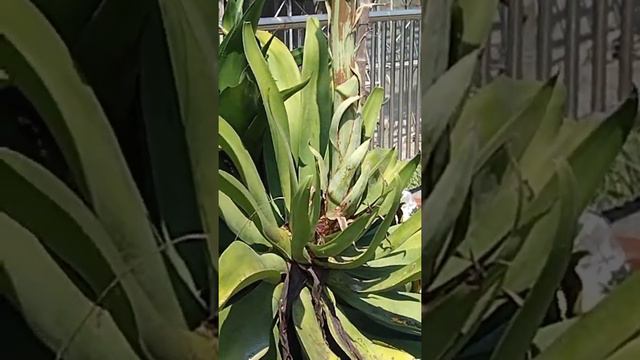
[
  {"x1": 490, "y1": 161, "x2": 578, "y2": 360},
  {"x1": 0, "y1": 151, "x2": 214, "y2": 360},
  {"x1": 360, "y1": 261, "x2": 420, "y2": 293},
  {"x1": 336, "y1": 75, "x2": 359, "y2": 98},
  {"x1": 424, "y1": 131, "x2": 478, "y2": 286},
  {"x1": 518, "y1": 77, "x2": 567, "y2": 170},
  {"x1": 309, "y1": 145, "x2": 329, "y2": 191},
  {"x1": 241, "y1": 113, "x2": 270, "y2": 161},
  {"x1": 423, "y1": 49, "x2": 479, "y2": 163},
  {"x1": 382, "y1": 155, "x2": 403, "y2": 183},
  {"x1": 219, "y1": 51, "x2": 247, "y2": 92},
  {"x1": 339, "y1": 111, "x2": 364, "y2": 162},
  {"x1": 453, "y1": 0, "x2": 500, "y2": 58},
  {"x1": 309, "y1": 210, "x2": 377, "y2": 258},
  {"x1": 424, "y1": 264, "x2": 505, "y2": 360},
  {"x1": 219, "y1": 79, "x2": 262, "y2": 145},
  {"x1": 219, "y1": 241, "x2": 286, "y2": 308},
  {"x1": 358, "y1": 149, "x2": 398, "y2": 212},
  {"x1": 279, "y1": 76, "x2": 311, "y2": 102},
  {"x1": 300, "y1": 17, "x2": 333, "y2": 156},
  {"x1": 341, "y1": 148, "x2": 394, "y2": 217},
  {"x1": 219, "y1": 281, "x2": 275, "y2": 360},
  {"x1": 379, "y1": 209, "x2": 421, "y2": 256},
  {"x1": 533, "y1": 318, "x2": 579, "y2": 351},
  {"x1": 219, "y1": 169, "x2": 272, "y2": 230},
  {"x1": 157, "y1": 0, "x2": 218, "y2": 279},
  {"x1": 451, "y1": 76, "x2": 544, "y2": 152},
  {"x1": 0, "y1": 0, "x2": 184, "y2": 325},
  {"x1": 297, "y1": 18, "x2": 323, "y2": 167},
  {"x1": 384, "y1": 154, "x2": 421, "y2": 200},
  {"x1": 607, "y1": 336, "x2": 640, "y2": 360},
  {"x1": 291, "y1": 176, "x2": 314, "y2": 263},
  {"x1": 536, "y1": 272, "x2": 640, "y2": 360},
  {"x1": 0, "y1": 215, "x2": 141, "y2": 360},
  {"x1": 72, "y1": 0, "x2": 154, "y2": 128},
  {"x1": 362, "y1": 87, "x2": 385, "y2": 139},
  {"x1": 333, "y1": 289, "x2": 420, "y2": 336},
  {"x1": 262, "y1": 283, "x2": 284, "y2": 360},
  {"x1": 448, "y1": 79, "x2": 556, "y2": 259},
  {"x1": 293, "y1": 287, "x2": 340, "y2": 360},
  {"x1": 29, "y1": 0, "x2": 148, "y2": 137},
  {"x1": 219, "y1": 117, "x2": 278, "y2": 225},
  {"x1": 257, "y1": 30, "x2": 303, "y2": 162},
  {"x1": 504, "y1": 93, "x2": 637, "y2": 291},
  {"x1": 263, "y1": 114, "x2": 297, "y2": 212},
  {"x1": 221, "y1": 0, "x2": 244, "y2": 32},
  {"x1": 0, "y1": 149, "x2": 140, "y2": 347},
  {"x1": 439, "y1": 274, "x2": 505, "y2": 360},
  {"x1": 367, "y1": 230, "x2": 421, "y2": 269},
  {"x1": 328, "y1": 139, "x2": 371, "y2": 205},
  {"x1": 470, "y1": 76, "x2": 557, "y2": 171},
  {"x1": 324, "y1": 155, "x2": 419, "y2": 269},
  {"x1": 437, "y1": 90, "x2": 638, "y2": 289},
  {"x1": 329, "y1": 95, "x2": 361, "y2": 160},
  {"x1": 434, "y1": 79, "x2": 557, "y2": 286},
  {"x1": 263, "y1": 133, "x2": 287, "y2": 220},
  {"x1": 501, "y1": 192, "x2": 563, "y2": 292},
  {"x1": 219, "y1": 0, "x2": 264, "y2": 56},
  {"x1": 26, "y1": 0, "x2": 101, "y2": 45},
  {"x1": 139, "y1": 9, "x2": 211, "y2": 311},
  {"x1": 219, "y1": 191, "x2": 272, "y2": 248},
  {"x1": 323, "y1": 289, "x2": 415, "y2": 359},
  {"x1": 310, "y1": 170, "x2": 322, "y2": 231},
  {"x1": 421, "y1": 0, "x2": 454, "y2": 90},
  {"x1": 243, "y1": 22, "x2": 298, "y2": 210},
  {"x1": 276, "y1": 18, "x2": 330, "y2": 157},
  {"x1": 529, "y1": 90, "x2": 638, "y2": 210}
]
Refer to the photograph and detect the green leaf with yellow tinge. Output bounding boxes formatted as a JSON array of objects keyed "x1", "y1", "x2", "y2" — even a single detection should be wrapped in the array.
[{"x1": 219, "y1": 241, "x2": 286, "y2": 308}]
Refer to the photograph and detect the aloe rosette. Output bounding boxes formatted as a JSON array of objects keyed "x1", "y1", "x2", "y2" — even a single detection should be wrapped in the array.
[
  {"x1": 421, "y1": 1, "x2": 640, "y2": 359},
  {"x1": 218, "y1": 15, "x2": 421, "y2": 360}
]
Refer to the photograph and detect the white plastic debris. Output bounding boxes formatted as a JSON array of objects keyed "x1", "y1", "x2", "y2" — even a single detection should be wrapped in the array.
[
  {"x1": 574, "y1": 212, "x2": 630, "y2": 312},
  {"x1": 400, "y1": 190, "x2": 419, "y2": 222}
]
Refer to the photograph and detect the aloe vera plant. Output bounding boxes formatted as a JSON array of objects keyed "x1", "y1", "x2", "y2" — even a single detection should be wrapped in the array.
[
  {"x1": 423, "y1": 1, "x2": 640, "y2": 359},
  {"x1": 0, "y1": 0, "x2": 217, "y2": 358},
  {"x1": 218, "y1": 1, "x2": 421, "y2": 358}
]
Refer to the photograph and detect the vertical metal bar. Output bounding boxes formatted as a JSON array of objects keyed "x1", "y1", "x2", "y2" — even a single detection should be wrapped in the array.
[
  {"x1": 537, "y1": 0, "x2": 553, "y2": 79},
  {"x1": 389, "y1": 21, "x2": 397, "y2": 150},
  {"x1": 416, "y1": 19, "x2": 421, "y2": 156},
  {"x1": 357, "y1": 0, "x2": 372, "y2": 97},
  {"x1": 376, "y1": 22, "x2": 382, "y2": 147},
  {"x1": 619, "y1": 0, "x2": 634, "y2": 99},
  {"x1": 481, "y1": 31, "x2": 492, "y2": 85},
  {"x1": 407, "y1": 20, "x2": 415, "y2": 157},
  {"x1": 399, "y1": 20, "x2": 407, "y2": 158},
  {"x1": 565, "y1": 0, "x2": 580, "y2": 118},
  {"x1": 592, "y1": 0, "x2": 608, "y2": 112},
  {"x1": 370, "y1": 23, "x2": 376, "y2": 88},
  {"x1": 500, "y1": 4, "x2": 509, "y2": 74},
  {"x1": 380, "y1": 21, "x2": 387, "y2": 148},
  {"x1": 506, "y1": 0, "x2": 524, "y2": 78},
  {"x1": 371, "y1": 21, "x2": 379, "y2": 147},
  {"x1": 287, "y1": 0, "x2": 294, "y2": 49}
]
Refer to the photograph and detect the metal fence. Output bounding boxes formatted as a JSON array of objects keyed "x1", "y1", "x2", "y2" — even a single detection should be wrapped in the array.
[
  {"x1": 238, "y1": 0, "x2": 640, "y2": 159},
  {"x1": 481, "y1": 0, "x2": 640, "y2": 118},
  {"x1": 258, "y1": 9, "x2": 422, "y2": 160}
]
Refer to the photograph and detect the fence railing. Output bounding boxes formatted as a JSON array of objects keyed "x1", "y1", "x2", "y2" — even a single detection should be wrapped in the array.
[
  {"x1": 481, "y1": 0, "x2": 639, "y2": 118},
  {"x1": 258, "y1": 9, "x2": 422, "y2": 160},
  {"x1": 242, "y1": 0, "x2": 640, "y2": 159}
]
